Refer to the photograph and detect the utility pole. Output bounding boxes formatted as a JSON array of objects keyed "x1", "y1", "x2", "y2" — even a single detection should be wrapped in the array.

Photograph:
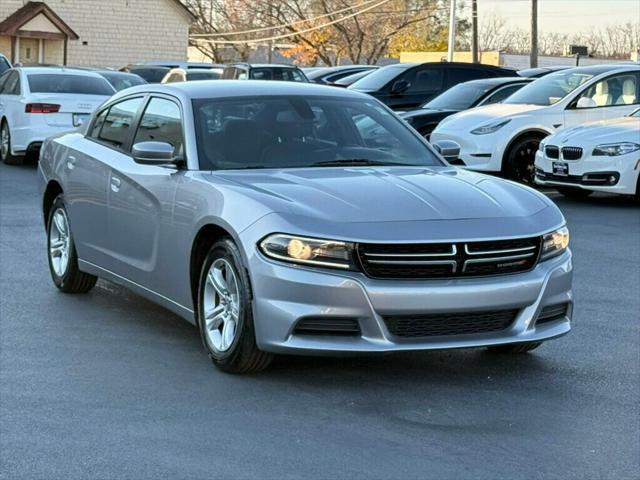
[
  {"x1": 447, "y1": 0, "x2": 457, "y2": 62},
  {"x1": 530, "y1": 0, "x2": 538, "y2": 67},
  {"x1": 471, "y1": 0, "x2": 478, "y2": 63}
]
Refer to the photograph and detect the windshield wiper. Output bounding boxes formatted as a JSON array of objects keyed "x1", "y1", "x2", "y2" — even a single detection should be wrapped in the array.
[{"x1": 313, "y1": 158, "x2": 400, "y2": 167}]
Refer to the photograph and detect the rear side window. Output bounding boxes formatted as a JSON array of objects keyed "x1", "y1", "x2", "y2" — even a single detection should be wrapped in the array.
[
  {"x1": 1, "y1": 71, "x2": 20, "y2": 95},
  {"x1": 27, "y1": 74, "x2": 114, "y2": 95},
  {"x1": 446, "y1": 68, "x2": 493, "y2": 88},
  {"x1": 407, "y1": 68, "x2": 443, "y2": 93},
  {"x1": 0, "y1": 57, "x2": 10, "y2": 76},
  {"x1": 133, "y1": 97, "x2": 184, "y2": 158},
  {"x1": 96, "y1": 97, "x2": 144, "y2": 148}
]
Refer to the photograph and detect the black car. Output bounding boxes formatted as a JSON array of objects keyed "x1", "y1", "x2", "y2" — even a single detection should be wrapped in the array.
[
  {"x1": 517, "y1": 66, "x2": 570, "y2": 78},
  {"x1": 400, "y1": 77, "x2": 532, "y2": 139},
  {"x1": 306, "y1": 65, "x2": 378, "y2": 85},
  {"x1": 222, "y1": 63, "x2": 308, "y2": 82},
  {"x1": 348, "y1": 62, "x2": 518, "y2": 110},
  {"x1": 331, "y1": 69, "x2": 376, "y2": 87}
]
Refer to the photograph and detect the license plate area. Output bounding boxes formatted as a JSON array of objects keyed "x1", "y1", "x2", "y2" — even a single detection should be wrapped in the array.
[{"x1": 552, "y1": 162, "x2": 569, "y2": 176}]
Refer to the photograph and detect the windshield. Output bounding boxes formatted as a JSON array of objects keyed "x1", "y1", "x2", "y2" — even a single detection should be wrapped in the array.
[
  {"x1": 349, "y1": 65, "x2": 407, "y2": 90},
  {"x1": 504, "y1": 70, "x2": 594, "y2": 106},
  {"x1": 27, "y1": 74, "x2": 114, "y2": 95},
  {"x1": 425, "y1": 83, "x2": 493, "y2": 110},
  {"x1": 100, "y1": 72, "x2": 146, "y2": 91},
  {"x1": 193, "y1": 95, "x2": 442, "y2": 171}
]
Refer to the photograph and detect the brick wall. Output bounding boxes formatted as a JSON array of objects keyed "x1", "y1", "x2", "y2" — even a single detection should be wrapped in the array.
[{"x1": 0, "y1": 0, "x2": 192, "y2": 68}]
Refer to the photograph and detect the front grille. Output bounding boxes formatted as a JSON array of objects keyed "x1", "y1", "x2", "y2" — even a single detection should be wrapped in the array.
[
  {"x1": 293, "y1": 317, "x2": 360, "y2": 336},
  {"x1": 545, "y1": 145, "x2": 559, "y2": 159},
  {"x1": 384, "y1": 309, "x2": 518, "y2": 338},
  {"x1": 561, "y1": 146, "x2": 583, "y2": 160},
  {"x1": 357, "y1": 237, "x2": 541, "y2": 279},
  {"x1": 536, "y1": 303, "x2": 569, "y2": 325}
]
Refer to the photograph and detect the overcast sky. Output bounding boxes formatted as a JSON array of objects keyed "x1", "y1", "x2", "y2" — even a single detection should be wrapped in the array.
[{"x1": 475, "y1": 0, "x2": 640, "y2": 34}]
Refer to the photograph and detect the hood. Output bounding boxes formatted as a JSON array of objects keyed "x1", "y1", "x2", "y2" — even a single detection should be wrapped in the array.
[
  {"x1": 211, "y1": 167, "x2": 549, "y2": 223},
  {"x1": 401, "y1": 108, "x2": 458, "y2": 120},
  {"x1": 437, "y1": 103, "x2": 545, "y2": 130},
  {"x1": 551, "y1": 116, "x2": 640, "y2": 146}
]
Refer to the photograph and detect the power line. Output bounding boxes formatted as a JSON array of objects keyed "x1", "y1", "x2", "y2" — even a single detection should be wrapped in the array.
[{"x1": 191, "y1": 0, "x2": 395, "y2": 45}]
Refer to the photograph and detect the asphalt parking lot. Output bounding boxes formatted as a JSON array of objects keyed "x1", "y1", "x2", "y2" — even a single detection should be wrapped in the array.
[{"x1": 0, "y1": 161, "x2": 638, "y2": 480}]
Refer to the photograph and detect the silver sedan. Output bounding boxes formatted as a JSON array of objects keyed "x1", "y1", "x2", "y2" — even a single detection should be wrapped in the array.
[{"x1": 38, "y1": 81, "x2": 573, "y2": 373}]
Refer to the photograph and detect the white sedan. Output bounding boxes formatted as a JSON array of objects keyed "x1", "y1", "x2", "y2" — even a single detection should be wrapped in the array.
[
  {"x1": 430, "y1": 65, "x2": 640, "y2": 184},
  {"x1": 535, "y1": 108, "x2": 640, "y2": 200},
  {"x1": 0, "y1": 67, "x2": 115, "y2": 165}
]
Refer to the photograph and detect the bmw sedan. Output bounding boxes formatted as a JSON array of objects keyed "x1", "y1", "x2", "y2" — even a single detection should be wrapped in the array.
[{"x1": 39, "y1": 81, "x2": 573, "y2": 373}]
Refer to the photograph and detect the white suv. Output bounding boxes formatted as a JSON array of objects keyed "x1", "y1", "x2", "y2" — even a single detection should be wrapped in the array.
[
  {"x1": 430, "y1": 65, "x2": 640, "y2": 184},
  {"x1": 0, "y1": 67, "x2": 114, "y2": 165}
]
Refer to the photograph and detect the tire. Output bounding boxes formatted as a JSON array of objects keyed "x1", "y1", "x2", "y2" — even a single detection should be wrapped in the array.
[
  {"x1": 0, "y1": 121, "x2": 23, "y2": 165},
  {"x1": 556, "y1": 186, "x2": 593, "y2": 199},
  {"x1": 46, "y1": 195, "x2": 97, "y2": 293},
  {"x1": 503, "y1": 135, "x2": 543, "y2": 185},
  {"x1": 197, "y1": 238, "x2": 273, "y2": 374},
  {"x1": 486, "y1": 342, "x2": 542, "y2": 354}
]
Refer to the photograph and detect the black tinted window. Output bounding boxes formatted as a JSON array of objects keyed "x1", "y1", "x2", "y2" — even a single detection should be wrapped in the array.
[
  {"x1": 447, "y1": 68, "x2": 493, "y2": 87},
  {"x1": 98, "y1": 97, "x2": 144, "y2": 148},
  {"x1": 407, "y1": 68, "x2": 443, "y2": 93},
  {"x1": 100, "y1": 72, "x2": 145, "y2": 91},
  {"x1": 2, "y1": 71, "x2": 19, "y2": 95},
  {"x1": 129, "y1": 67, "x2": 170, "y2": 83},
  {"x1": 482, "y1": 84, "x2": 525, "y2": 105},
  {"x1": 90, "y1": 108, "x2": 109, "y2": 138},
  {"x1": 187, "y1": 70, "x2": 222, "y2": 81},
  {"x1": 0, "y1": 57, "x2": 10, "y2": 76},
  {"x1": 134, "y1": 98, "x2": 183, "y2": 157},
  {"x1": 27, "y1": 74, "x2": 114, "y2": 95}
]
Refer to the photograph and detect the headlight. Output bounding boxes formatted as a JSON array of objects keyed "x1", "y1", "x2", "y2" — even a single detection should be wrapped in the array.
[
  {"x1": 471, "y1": 119, "x2": 511, "y2": 135},
  {"x1": 592, "y1": 142, "x2": 640, "y2": 156},
  {"x1": 540, "y1": 226, "x2": 570, "y2": 261},
  {"x1": 259, "y1": 234, "x2": 356, "y2": 270}
]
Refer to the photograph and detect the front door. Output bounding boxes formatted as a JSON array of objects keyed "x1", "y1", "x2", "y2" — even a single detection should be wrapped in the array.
[
  {"x1": 106, "y1": 95, "x2": 184, "y2": 296},
  {"x1": 564, "y1": 72, "x2": 640, "y2": 128}
]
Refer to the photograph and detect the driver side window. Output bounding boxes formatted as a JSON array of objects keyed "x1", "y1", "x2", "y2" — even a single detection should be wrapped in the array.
[{"x1": 575, "y1": 73, "x2": 639, "y2": 108}]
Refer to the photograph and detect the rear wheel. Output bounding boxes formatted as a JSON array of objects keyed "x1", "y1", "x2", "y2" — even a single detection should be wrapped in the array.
[
  {"x1": 503, "y1": 135, "x2": 543, "y2": 185},
  {"x1": 487, "y1": 342, "x2": 542, "y2": 354},
  {"x1": 556, "y1": 186, "x2": 593, "y2": 199},
  {"x1": 0, "y1": 121, "x2": 23, "y2": 165},
  {"x1": 197, "y1": 238, "x2": 272, "y2": 374},
  {"x1": 47, "y1": 195, "x2": 97, "y2": 293}
]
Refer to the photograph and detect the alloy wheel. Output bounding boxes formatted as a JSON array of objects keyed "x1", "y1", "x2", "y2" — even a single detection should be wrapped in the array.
[
  {"x1": 49, "y1": 208, "x2": 71, "y2": 277},
  {"x1": 0, "y1": 125, "x2": 8, "y2": 161},
  {"x1": 203, "y1": 258, "x2": 240, "y2": 353},
  {"x1": 512, "y1": 139, "x2": 539, "y2": 185}
]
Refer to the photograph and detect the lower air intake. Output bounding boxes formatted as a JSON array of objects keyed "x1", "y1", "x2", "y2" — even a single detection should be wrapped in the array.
[{"x1": 294, "y1": 317, "x2": 361, "y2": 336}]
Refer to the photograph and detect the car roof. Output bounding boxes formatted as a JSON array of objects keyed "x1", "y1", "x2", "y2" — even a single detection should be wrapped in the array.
[
  {"x1": 462, "y1": 77, "x2": 532, "y2": 87},
  {"x1": 112, "y1": 80, "x2": 372, "y2": 101},
  {"x1": 228, "y1": 63, "x2": 302, "y2": 69},
  {"x1": 14, "y1": 66, "x2": 107, "y2": 78},
  {"x1": 141, "y1": 61, "x2": 221, "y2": 68},
  {"x1": 564, "y1": 64, "x2": 640, "y2": 75}
]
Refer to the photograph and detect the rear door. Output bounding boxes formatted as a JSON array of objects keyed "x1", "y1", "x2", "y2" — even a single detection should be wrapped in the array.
[
  {"x1": 65, "y1": 96, "x2": 146, "y2": 266},
  {"x1": 105, "y1": 95, "x2": 184, "y2": 294}
]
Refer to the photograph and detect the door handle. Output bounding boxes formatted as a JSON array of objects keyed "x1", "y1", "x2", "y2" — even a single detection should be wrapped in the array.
[
  {"x1": 110, "y1": 176, "x2": 121, "y2": 193},
  {"x1": 66, "y1": 156, "x2": 76, "y2": 170}
]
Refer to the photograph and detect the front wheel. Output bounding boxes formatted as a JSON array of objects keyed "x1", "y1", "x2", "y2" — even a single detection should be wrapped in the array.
[
  {"x1": 487, "y1": 342, "x2": 542, "y2": 354},
  {"x1": 556, "y1": 186, "x2": 593, "y2": 199},
  {"x1": 47, "y1": 195, "x2": 97, "y2": 293},
  {"x1": 503, "y1": 136, "x2": 543, "y2": 185},
  {"x1": 197, "y1": 238, "x2": 273, "y2": 374}
]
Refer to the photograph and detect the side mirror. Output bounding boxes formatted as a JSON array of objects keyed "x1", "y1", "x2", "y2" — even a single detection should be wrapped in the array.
[
  {"x1": 576, "y1": 97, "x2": 596, "y2": 109},
  {"x1": 132, "y1": 141, "x2": 175, "y2": 165},
  {"x1": 391, "y1": 80, "x2": 409, "y2": 94},
  {"x1": 432, "y1": 140, "x2": 460, "y2": 162}
]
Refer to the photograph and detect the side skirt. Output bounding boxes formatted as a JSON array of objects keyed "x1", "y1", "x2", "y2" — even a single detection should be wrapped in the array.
[{"x1": 78, "y1": 259, "x2": 196, "y2": 325}]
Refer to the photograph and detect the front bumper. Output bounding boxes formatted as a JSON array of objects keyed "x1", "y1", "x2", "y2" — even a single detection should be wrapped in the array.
[
  {"x1": 535, "y1": 150, "x2": 640, "y2": 195},
  {"x1": 246, "y1": 246, "x2": 573, "y2": 355},
  {"x1": 430, "y1": 130, "x2": 507, "y2": 172}
]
